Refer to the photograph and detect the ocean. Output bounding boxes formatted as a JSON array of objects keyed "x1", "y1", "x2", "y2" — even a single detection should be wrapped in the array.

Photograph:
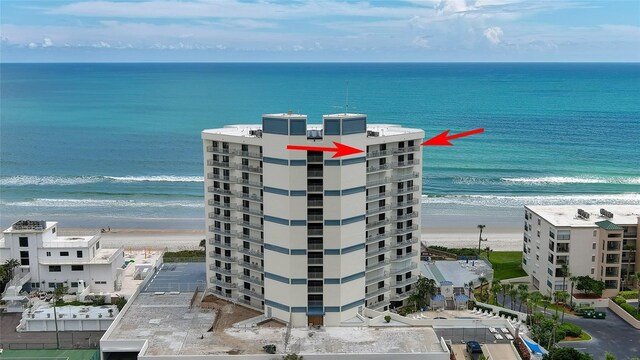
[{"x1": 1, "y1": 63, "x2": 639, "y2": 230}]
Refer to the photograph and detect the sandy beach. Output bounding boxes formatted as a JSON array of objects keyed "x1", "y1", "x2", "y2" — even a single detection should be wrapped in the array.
[{"x1": 72, "y1": 226, "x2": 522, "y2": 252}]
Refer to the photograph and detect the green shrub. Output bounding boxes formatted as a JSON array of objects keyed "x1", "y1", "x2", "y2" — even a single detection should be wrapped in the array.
[
  {"x1": 558, "y1": 323, "x2": 582, "y2": 337},
  {"x1": 263, "y1": 344, "x2": 276, "y2": 354},
  {"x1": 619, "y1": 290, "x2": 639, "y2": 299},
  {"x1": 498, "y1": 310, "x2": 519, "y2": 321},
  {"x1": 475, "y1": 304, "x2": 493, "y2": 313},
  {"x1": 384, "y1": 315, "x2": 391, "y2": 323},
  {"x1": 612, "y1": 296, "x2": 626, "y2": 305},
  {"x1": 618, "y1": 302, "x2": 640, "y2": 320}
]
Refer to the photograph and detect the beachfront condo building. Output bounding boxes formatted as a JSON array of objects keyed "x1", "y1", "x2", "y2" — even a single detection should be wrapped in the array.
[
  {"x1": 522, "y1": 205, "x2": 640, "y2": 298},
  {"x1": 0, "y1": 220, "x2": 125, "y2": 311},
  {"x1": 202, "y1": 112, "x2": 423, "y2": 326}
]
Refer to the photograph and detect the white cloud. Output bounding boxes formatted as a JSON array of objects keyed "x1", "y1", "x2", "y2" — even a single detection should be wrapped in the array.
[
  {"x1": 483, "y1": 26, "x2": 503, "y2": 44},
  {"x1": 42, "y1": 37, "x2": 53, "y2": 47},
  {"x1": 28, "y1": 42, "x2": 38, "y2": 49},
  {"x1": 92, "y1": 41, "x2": 111, "y2": 48},
  {"x1": 412, "y1": 35, "x2": 430, "y2": 48}
]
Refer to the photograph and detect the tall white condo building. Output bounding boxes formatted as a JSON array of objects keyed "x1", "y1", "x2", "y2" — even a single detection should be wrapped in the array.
[{"x1": 202, "y1": 113, "x2": 423, "y2": 326}]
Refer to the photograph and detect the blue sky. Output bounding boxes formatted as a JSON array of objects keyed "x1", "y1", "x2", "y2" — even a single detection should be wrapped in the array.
[{"x1": 1, "y1": 0, "x2": 639, "y2": 62}]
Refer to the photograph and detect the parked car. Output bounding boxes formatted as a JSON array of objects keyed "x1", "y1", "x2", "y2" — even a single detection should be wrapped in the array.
[{"x1": 466, "y1": 341, "x2": 482, "y2": 353}]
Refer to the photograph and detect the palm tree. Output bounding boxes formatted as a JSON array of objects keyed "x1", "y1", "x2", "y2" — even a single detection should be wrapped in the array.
[
  {"x1": 623, "y1": 244, "x2": 636, "y2": 290},
  {"x1": 477, "y1": 224, "x2": 486, "y2": 257},
  {"x1": 541, "y1": 294, "x2": 552, "y2": 315},
  {"x1": 508, "y1": 286, "x2": 518, "y2": 310},
  {"x1": 527, "y1": 291, "x2": 543, "y2": 322},
  {"x1": 502, "y1": 283, "x2": 511, "y2": 307},
  {"x1": 516, "y1": 284, "x2": 528, "y2": 312},
  {"x1": 556, "y1": 291, "x2": 569, "y2": 323},
  {"x1": 490, "y1": 280, "x2": 503, "y2": 306},
  {"x1": 517, "y1": 289, "x2": 529, "y2": 313},
  {"x1": 4, "y1": 258, "x2": 20, "y2": 280},
  {"x1": 560, "y1": 263, "x2": 570, "y2": 293},
  {"x1": 478, "y1": 276, "x2": 488, "y2": 298},
  {"x1": 484, "y1": 246, "x2": 492, "y2": 262},
  {"x1": 467, "y1": 281, "x2": 474, "y2": 300},
  {"x1": 569, "y1": 275, "x2": 578, "y2": 310}
]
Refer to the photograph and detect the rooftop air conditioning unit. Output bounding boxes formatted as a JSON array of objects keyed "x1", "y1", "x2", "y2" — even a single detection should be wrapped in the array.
[{"x1": 367, "y1": 130, "x2": 380, "y2": 137}]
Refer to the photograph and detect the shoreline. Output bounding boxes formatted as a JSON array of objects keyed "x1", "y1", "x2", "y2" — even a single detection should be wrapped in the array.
[{"x1": 61, "y1": 226, "x2": 522, "y2": 252}]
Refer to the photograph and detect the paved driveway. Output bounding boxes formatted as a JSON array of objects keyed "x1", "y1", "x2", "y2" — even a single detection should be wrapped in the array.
[{"x1": 557, "y1": 308, "x2": 640, "y2": 360}]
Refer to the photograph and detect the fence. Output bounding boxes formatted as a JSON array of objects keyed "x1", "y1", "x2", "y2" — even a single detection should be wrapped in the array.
[
  {"x1": 0, "y1": 331, "x2": 102, "y2": 350},
  {"x1": 163, "y1": 257, "x2": 206, "y2": 263}
]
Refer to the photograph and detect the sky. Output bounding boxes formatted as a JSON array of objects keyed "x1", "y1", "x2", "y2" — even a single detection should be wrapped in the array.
[{"x1": 1, "y1": 0, "x2": 639, "y2": 62}]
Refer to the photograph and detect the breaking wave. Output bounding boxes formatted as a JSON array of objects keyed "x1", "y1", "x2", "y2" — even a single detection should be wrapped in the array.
[
  {"x1": 0, "y1": 175, "x2": 203, "y2": 186},
  {"x1": 422, "y1": 193, "x2": 640, "y2": 208}
]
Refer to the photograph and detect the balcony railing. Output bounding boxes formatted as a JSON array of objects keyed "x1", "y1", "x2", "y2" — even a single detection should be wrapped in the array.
[
  {"x1": 209, "y1": 265, "x2": 235, "y2": 275},
  {"x1": 393, "y1": 199, "x2": 420, "y2": 208},
  {"x1": 208, "y1": 213, "x2": 236, "y2": 222},
  {"x1": 307, "y1": 214, "x2": 323, "y2": 222},
  {"x1": 391, "y1": 292, "x2": 412, "y2": 301},
  {"x1": 208, "y1": 200, "x2": 232, "y2": 209},
  {"x1": 237, "y1": 260, "x2": 263, "y2": 272},
  {"x1": 366, "y1": 246, "x2": 388, "y2": 258},
  {"x1": 237, "y1": 233, "x2": 263, "y2": 245},
  {"x1": 392, "y1": 172, "x2": 420, "y2": 182},
  {"x1": 236, "y1": 178, "x2": 263, "y2": 188},
  {"x1": 392, "y1": 186, "x2": 420, "y2": 196},
  {"x1": 367, "y1": 299, "x2": 390, "y2": 309},
  {"x1": 366, "y1": 218, "x2": 390, "y2": 229},
  {"x1": 393, "y1": 146, "x2": 420, "y2": 154},
  {"x1": 236, "y1": 164, "x2": 263, "y2": 173},
  {"x1": 237, "y1": 246, "x2": 264, "y2": 259},
  {"x1": 392, "y1": 225, "x2": 419, "y2": 235},
  {"x1": 366, "y1": 177, "x2": 391, "y2": 187},
  {"x1": 232, "y1": 150, "x2": 262, "y2": 159},
  {"x1": 307, "y1": 170, "x2": 323, "y2": 178},
  {"x1": 239, "y1": 221, "x2": 264, "y2": 231},
  {"x1": 367, "y1": 164, "x2": 390, "y2": 173},
  {"x1": 392, "y1": 159, "x2": 420, "y2": 168},
  {"x1": 307, "y1": 200, "x2": 323, "y2": 207},
  {"x1": 238, "y1": 287, "x2": 264, "y2": 300},
  {"x1": 207, "y1": 160, "x2": 232, "y2": 168},
  {"x1": 391, "y1": 251, "x2": 417, "y2": 262},
  {"x1": 366, "y1": 149, "x2": 392, "y2": 158},
  {"x1": 390, "y1": 262, "x2": 418, "y2": 275},
  {"x1": 210, "y1": 278, "x2": 237, "y2": 288},
  {"x1": 236, "y1": 297, "x2": 263, "y2": 311},
  {"x1": 207, "y1": 187, "x2": 233, "y2": 196},
  {"x1": 392, "y1": 237, "x2": 419, "y2": 249},
  {"x1": 392, "y1": 277, "x2": 417, "y2": 288},
  {"x1": 307, "y1": 286, "x2": 323, "y2": 293},
  {"x1": 308, "y1": 300, "x2": 323, "y2": 306},
  {"x1": 238, "y1": 275, "x2": 264, "y2": 286},
  {"x1": 209, "y1": 252, "x2": 236, "y2": 263},
  {"x1": 308, "y1": 272, "x2": 323, "y2": 279},
  {"x1": 366, "y1": 205, "x2": 391, "y2": 216},
  {"x1": 207, "y1": 146, "x2": 232, "y2": 154},
  {"x1": 365, "y1": 271, "x2": 389, "y2": 285},
  {"x1": 366, "y1": 232, "x2": 391, "y2": 244},
  {"x1": 365, "y1": 286, "x2": 390, "y2": 299},
  {"x1": 366, "y1": 191, "x2": 390, "y2": 202},
  {"x1": 236, "y1": 206, "x2": 263, "y2": 216},
  {"x1": 308, "y1": 243, "x2": 323, "y2": 250},
  {"x1": 366, "y1": 259, "x2": 391, "y2": 271},
  {"x1": 236, "y1": 192, "x2": 263, "y2": 202},
  {"x1": 307, "y1": 155, "x2": 323, "y2": 163},
  {"x1": 208, "y1": 227, "x2": 236, "y2": 236},
  {"x1": 211, "y1": 289, "x2": 233, "y2": 299},
  {"x1": 307, "y1": 229, "x2": 323, "y2": 236},
  {"x1": 207, "y1": 173, "x2": 234, "y2": 182},
  {"x1": 209, "y1": 239, "x2": 234, "y2": 250},
  {"x1": 307, "y1": 185, "x2": 323, "y2": 192},
  {"x1": 392, "y1": 212, "x2": 419, "y2": 221}
]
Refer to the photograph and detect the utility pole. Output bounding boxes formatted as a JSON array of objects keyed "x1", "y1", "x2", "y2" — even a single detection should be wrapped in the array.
[
  {"x1": 53, "y1": 303, "x2": 60, "y2": 349},
  {"x1": 477, "y1": 224, "x2": 487, "y2": 258}
]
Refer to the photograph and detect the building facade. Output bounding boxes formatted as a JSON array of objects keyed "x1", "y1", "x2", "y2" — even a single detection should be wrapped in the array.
[
  {"x1": 522, "y1": 205, "x2": 640, "y2": 298},
  {"x1": 202, "y1": 113, "x2": 423, "y2": 326},
  {"x1": 0, "y1": 221, "x2": 125, "y2": 295}
]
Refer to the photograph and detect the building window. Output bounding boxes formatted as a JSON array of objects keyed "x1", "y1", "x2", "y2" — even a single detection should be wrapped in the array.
[
  {"x1": 592, "y1": 255, "x2": 595, "y2": 262},
  {"x1": 592, "y1": 242, "x2": 596, "y2": 250},
  {"x1": 46, "y1": 251, "x2": 51, "y2": 256},
  {"x1": 60, "y1": 251, "x2": 69, "y2": 256},
  {"x1": 324, "y1": 119, "x2": 340, "y2": 135},
  {"x1": 49, "y1": 265, "x2": 62, "y2": 272},
  {"x1": 77, "y1": 250, "x2": 83, "y2": 258},
  {"x1": 96, "y1": 241, "x2": 100, "y2": 249},
  {"x1": 591, "y1": 268, "x2": 595, "y2": 275},
  {"x1": 48, "y1": 282, "x2": 56, "y2": 288},
  {"x1": 342, "y1": 117, "x2": 366, "y2": 134},
  {"x1": 70, "y1": 282, "x2": 79, "y2": 288},
  {"x1": 95, "y1": 281, "x2": 107, "y2": 285},
  {"x1": 31, "y1": 282, "x2": 40, "y2": 288},
  {"x1": 262, "y1": 117, "x2": 289, "y2": 135},
  {"x1": 71, "y1": 265, "x2": 84, "y2": 271},
  {"x1": 290, "y1": 119, "x2": 306, "y2": 135},
  {"x1": 19, "y1": 237, "x2": 29, "y2": 247}
]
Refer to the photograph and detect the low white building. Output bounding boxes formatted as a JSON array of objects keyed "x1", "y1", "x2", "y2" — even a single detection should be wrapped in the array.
[{"x1": 1, "y1": 220, "x2": 125, "y2": 310}]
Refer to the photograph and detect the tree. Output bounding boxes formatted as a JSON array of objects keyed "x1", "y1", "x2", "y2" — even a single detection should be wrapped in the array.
[
  {"x1": 502, "y1": 283, "x2": 511, "y2": 307},
  {"x1": 412, "y1": 276, "x2": 437, "y2": 309},
  {"x1": 623, "y1": 244, "x2": 636, "y2": 290},
  {"x1": 199, "y1": 239, "x2": 206, "y2": 250},
  {"x1": 478, "y1": 276, "x2": 488, "y2": 297},
  {"x1": 541, "y1": 294, "x2": 552, "y2": 315},
  {"x1": 542, "y1": 347, "x2": 593, "y2": 360},
  {"x1": 517, "y1": 286, "x2": 529, "y2": 313},
  {"x1": 490, "y1": 280, "x2": 503, "y2": 306},
  {"x1": 575, "y1": 276, "x2": 605, "y2": 297},
  {"x1": 555, "y1": 291, "x2": 570, "y2": 323},
  {"x1": 3, "y1": 258, "x2": 20, "y2": 281},
  {"x1": 508, "y1": 286, "x2": 519, "y2": 310},
  {"x1": 53, "y1": 284, "x2": 69, "y2": 305},
  {"x1": 569, "y1": 275, "x2": 579, "y2": 309},
  {"x1": 560, "y1": 264, "x2": 570, "y2": 294},
  {"x1": 635, "y1": 272, "x2": 640, "y2": 311},
  {"x1": 605, "y1": 352, "x2": 616, "y2": 360},
  {"x1": 484, "y1": 246, "x2": 492, "y2": 262},
  {"x1": 527, "y1": 291, "x2": 543, "y2": 322},
  {"x1": 477, "y1": 224, "x2": 486, "y2": 257},
  {"x1": 467, "y1": 281, "x2": 474, "y2": 299}
]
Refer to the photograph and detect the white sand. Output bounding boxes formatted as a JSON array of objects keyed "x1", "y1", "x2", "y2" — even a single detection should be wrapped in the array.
[{"x1": 421, "y1": 227, "x2": 522, "y2": 251}]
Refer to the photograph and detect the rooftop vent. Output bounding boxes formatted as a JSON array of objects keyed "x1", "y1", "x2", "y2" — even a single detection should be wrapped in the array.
[
  {"x1": 600, "y1": 208, "x2": 614, "y2": 219},
  {"x1": 12, "y1": 220, "x2": 46, "y2": 231},
  {"x1": 249, "y1": 129, "x2": 263, "y2": 138},
  {"x1": 367, "y1": 130, "x2": 380, "y2": 137},
  {"x1": 577, "y1": 209, "x2": 590, "y2": 219}
]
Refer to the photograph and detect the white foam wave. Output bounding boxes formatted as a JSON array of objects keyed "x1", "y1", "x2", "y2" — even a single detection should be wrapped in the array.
[
  {"x1": 501, "y1": 176, "x2": 640, "y2": 185},
  {"x1": 2, "y1": 198, "x2": 203, "y2": 208},
  {"x1": 0, "y1": 175, "x2": 204, "y2": 186},
  {"x1": 422, "y1": 193, "x2": 640, "y2": 208},
  {"x1": 104, "y1": 176, "x2": 203, "y2": 183}
]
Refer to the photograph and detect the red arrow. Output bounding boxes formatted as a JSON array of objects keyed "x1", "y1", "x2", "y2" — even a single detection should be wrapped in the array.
[
  {"x1": 286, "y1": 142, "x2": 364, "y2": 158},
  {"x1": 421, "y1": 128, "x2": 484, "y2": 146}
]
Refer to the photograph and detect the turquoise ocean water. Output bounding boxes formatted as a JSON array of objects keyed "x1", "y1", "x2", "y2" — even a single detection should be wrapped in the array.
[{"x1": 1, "y1": 63, "x2": 639, "y2": 229}]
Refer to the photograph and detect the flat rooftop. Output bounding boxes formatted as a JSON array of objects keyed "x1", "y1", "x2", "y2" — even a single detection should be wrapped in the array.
[
  {"x1": 526, "y1": 205, "x2": 640, "y2": 227},
  {"x1": 202, "y1": 123, "x2": 423, "y2": 138}
]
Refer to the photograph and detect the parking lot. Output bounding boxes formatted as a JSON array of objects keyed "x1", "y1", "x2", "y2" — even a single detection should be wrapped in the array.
[{"x1": 142, "y1": 262, "x2": 206, "y2": 293}]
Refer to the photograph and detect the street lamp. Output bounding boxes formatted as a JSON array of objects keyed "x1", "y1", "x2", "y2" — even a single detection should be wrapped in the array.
[{"x1": 477, "y1": 225, "x2": 487, "y2": 258}]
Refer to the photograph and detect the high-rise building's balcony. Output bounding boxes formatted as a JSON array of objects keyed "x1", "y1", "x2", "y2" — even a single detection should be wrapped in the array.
[
  {"x1": 366, "y1": 218, "x2": 390, "y2": 229},
  {"x1": 308, "y1": 300, "x2": 324, "y2": 306},
  {"x1": 307, "y1": 214, "x2": 323, "y2": 222},
  {"x1": 307, "y1": 170, "x2": 323, "y2": 178},
  {"x1": 236, "y1": 164, "x2": 263, "y2": 173},
  {"x1": 239, "y1": 221, "x2": 264, "y2": 231},
  {"x1": 211, "y1": 289, "x2": 233, "y2": 299},
  {"x1": 207, "y1": 187, "x2": 233, "y2": 196},
  {"x1": 236, "y1": 297, "x2": 263, "y2": 311},
  {"x1": 207, "y1": 173, "x2": 234, "y2": 182},
  {"x1": 393, "y1": 146, "x2": 420, "y2": 154},
  {"x1": 208, "y1": 213, "x2": 237, "y2": 222},
  {"x1": 392, "y1": 186, "x2": 420, "y2": 196},
  {"x1": 307, "y1": 242, "x2": 323, "y2": 250},
  {"x1": 236, "y1": 192, "x2": 263, "y2": 202},
  {"x1": 238, "y1": 287, "x2": 264, "y2": 300},
  {"x1": 366, "y1": 259, "x2": 391, "y2": 271},
  {"x1": 393, "y1": 199, "x2": 420, "y2": 208},
  {"x1": 366, "y1": 191, "x2": 390, "y2": 202},
  {"x1": 392, "y1": 277, "x2": 417, "y2": 288},
  {"x1": 209, "y1": 265, "x2": 235, "y2": 275},
  {"x1": 366, "y1": 149, "x2": 393, "y2": 158},
  {"x1": 606, "y1": 242, "x2": 621, "y2": 251},
  {"x1": 392, "y1": 225, "x2": 419, "y2": 235},
  {"x1": 308, "y1": 257, "x2": 323, "y2": 265},
  {"x1": 207, "y1": 160, "x2": 232, "y2": 168},
  {"x1": 366, "y1": 232, "x2": 391, "y2": 244},
  {"x1": 206, "y1": 146, "x2": 232, "y2": 154},
  {"x1": 390, "y1": 262, "x2": 417, "y2": 275},
  {"x1": 209, "y1": 252, "x2": 236, "y2": 263},
  {"x1": 366, "y1": 205, "x2": 391, "y2": 216},
  {"x1": 365, "y1": 271, "x2": 389, "y2": 285},
  {"x1": 307, "y1": 228, "x2": 323, "y2": 236},
  {"x1": 307, "y1": 184, "x2": 323, "y2": 193},
  {"x1": 366, "y1": 177, "x2": 391, "y2": 187},
  {"x1": 604, "y1": 268, "x2": 619, "y2": 277},
  {"x1": 606, "y1": 255, "x2": 620, "y2": 264},
  {"x1": 556, "y1": 244, "x2": 570, "y2": 253},
  {"x1": 367, "y1": 298, "x2": 390, "y2": 309},
  {"x1": 392, "y1": 172, "x2": 420, "y2": 182},
  {"x1": 209, "y1": 238, "x2": 234, "y2": 250},
  {"x1": 367, "y1": 164, "x2": 390, "y2": 173},
  {"x1": 237, "y1": 246, "x2": 264, "y2": 259},
  {"x1": 392, "y1": 212, "x2": 419, "y2": 221},
  {"x1": 232, "y1": 150, "x2": 262, "y2": 159},
  {"x1": 237, "y1": 233, "x2": 263, "y2": 245},
  {"x1": 307, "y1": 154, "x2": 323, "y2": 163},
  {"x1": 308, "y1": 272, "x2": 324, "y2": 279},
  {"x1": 392, "y1": 159, "x2": 420, "y2": 168},
  {"x1": 237, "y1": 260, "x2": 263, "y2": 272},
  {"x1": 208, "y1": 200, "x2": 233, "y2": 209},
  {"x1": 238, "y1": 274, "x2": 264, "y2": 286},
  {"x1": 307, "y1": 199, "x2": 323, "y2": 207},
  {"x1": 307, "y1": 286, "x2": 323, "y2": 293},
  {"x1": 365, "y1": 286, "x2": 390, "y2": 299},
  {"x1": 236, "y1": 178, "x2": 263, "y2": 188},
  {"x1": 366, "y1": 245, "x2": 388, "y2": 258},
  {"x1": 392, "y1": 237, "x2": 419, "y2": 248},
  {"x1": 210, "y1": 278, "x2": 237, "y2": 288},
  {"x1": 390, "y1": 291, "x2": 412, "y2": 301},
  {"x1": 208, "y1": 227, "x2": 236, "y2": 236},
  {"x1": 236, "y1": 206, "x2": 263, "y2": 216},
  {"x1": 391, "y1": 251, "x2": 417, "y2": 262}
]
